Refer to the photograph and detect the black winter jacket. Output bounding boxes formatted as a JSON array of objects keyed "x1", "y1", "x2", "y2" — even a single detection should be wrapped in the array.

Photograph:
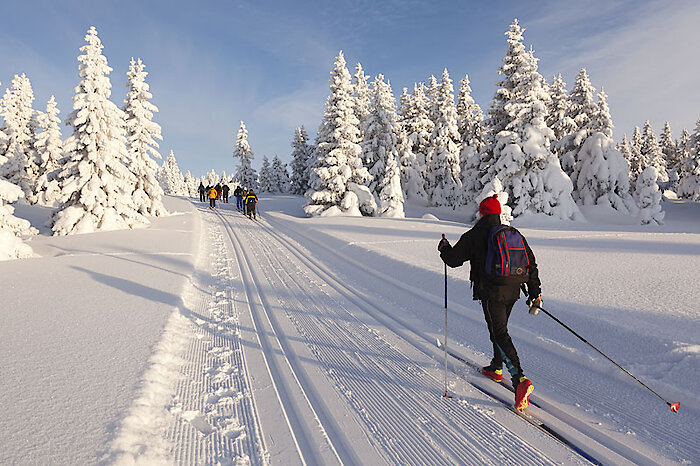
[{"x1": 440, "y1": 214, "x2": 541, "y2": 302}]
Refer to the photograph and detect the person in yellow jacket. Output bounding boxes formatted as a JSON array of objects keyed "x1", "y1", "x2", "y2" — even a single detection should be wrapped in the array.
[
  {"x1": 208, "y1": 186, "x2": 217, "y2": 208},
  {"x1": 244, "y1": 189, "x2": 258, "y2": 219}
]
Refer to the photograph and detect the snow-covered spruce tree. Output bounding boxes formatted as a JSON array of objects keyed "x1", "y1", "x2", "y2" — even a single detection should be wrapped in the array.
[
  {"x1": 159, "y1": 151, "x2": 187, "y2": 195},
  {"x1": 362, "y1": 74, "x2": 399, "y2": 197},
  {"x1": 641, "y1": 120, "x2": 667, "y2": 182},
  {"x1": 220, "y1": 170, "x2": 228, "y2": 184},
  {"x1": 546, "y1": 74, "x2": 576, "y2": 149},
  {"x1": 233, "y1": 120, "x2": 258, "y2": 190},
  {"x1": 0, "y1": 73, "x2": 36, "y2": 197},
  {"x1": 678, "y1": 123, "x2": 700, "y2": 200},
  {"x1": 568, "y1": 88, "x2": 635, "y2": 212},
  {"x1": 184, "y1": 171, "x2": 198, "y2": 197},
  {"x1": 425, "y1": 68, "x2": 462, "y2": 207},
  {"x1": 353, "y1": 63, "x2": 371, "y2": 141},
  {"x1": 660, "y1": 122, "x2": 678, "y2": 171},
  {"x1": 53, "y1": 27, "x2": 146, "y2": 236},
  {"x1": 289, "y1": 126, "x2": 314, "y2": 195},
  {"x1": 483, "y1": 20, "x2": 581, "y2": 220},
  {"x1": 258, "y1": 155, "x2": 272, "y2": 192},
  {"x1": 206, "y1": 169, "x2": 219, "y2": 187},
  {"x1": 617, "y1": 134, "x2": 632, "y2": 166},
  {"x1": 456, "y1": 73, "x2": 486, "y2": 204},
  {"x1": 398, "y1": 83, "x2": 432, "y2": 200},
  {"x1": 628, "y1": 125, "x2": 645, "y2": 181},
  {"x1": 659, "y1": 122, "x2": 680, "y2": 192},
  {"x1": 305, "y1": 51, "x2": 375, "y2": 217},
  {"x1": 636, "y1": 167, "x2": 664, "y2": 225},
  {"x1": 556, "y1": 68, "x2": 597, "y2": 176},
  {"x1": 0, "y1": 102, "x2": 36, "y2": 260},
  {"x1": 270, "y1": 155, "x2": 290, "y2": 193},
  {"x1": 31, "y1": 96, "x2": 64, "y2": 206},
  {"x1": 378, "y1": 141, "x2": 405, "y2": 218},
  {"x1": 123, "y1": 57, "x2": 167, "y2": 217}
]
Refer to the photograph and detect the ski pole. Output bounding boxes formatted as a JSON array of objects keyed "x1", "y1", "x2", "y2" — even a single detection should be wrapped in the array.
[
  {"x1": 532, "y1": 304, "x2": 680, "y2": 413},
  {"x1": 442, "y1": 234, "x2": 451, "y2": 399}
]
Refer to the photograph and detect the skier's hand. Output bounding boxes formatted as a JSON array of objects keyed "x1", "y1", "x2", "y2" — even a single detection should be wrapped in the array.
[
  {"x1": 438, "y1": 235, "x2": 450, "y2": 252},
  {"x1": 527, "y1": 295, "x2": 542, "y2": 315}
]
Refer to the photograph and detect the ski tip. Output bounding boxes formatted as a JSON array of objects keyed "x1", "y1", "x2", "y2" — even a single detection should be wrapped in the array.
[
  {"x1": 436, "y1": 338, "x2": 442, "y2": 348},
  {"x1": 670, "y1": 402, "x2": 680, "y2": 413}
]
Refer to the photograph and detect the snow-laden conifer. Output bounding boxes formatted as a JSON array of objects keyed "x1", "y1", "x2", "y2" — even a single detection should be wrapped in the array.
[
  {"x1": 571, "y1": 133, "x2": 636, "y2": 212},
  {"x1": 628, "y1": 126, "x2": 644, "y2": 181},
  {"x1": 305, "y1": 51, "x2": 374, "y2": 217},
  {"x1": 456, "y1": 74, "x2": 486, "y2": 204},
  {"x1": 258, "y1": 156, "x2": 272, "y2": 192},
  {"x1": 362, "y1": 74, "x2": 399, "y2": 196},
  {"x1": 159, "y1": 150, "x2": 187, "y2": 195},
  {"x1": 353, "y1": 63, "x2": 371, "y2": 141},
  {"x1": 183, "y1": 171, "x2": 197, "y2": 197},
  {"x1": 32, "y1": 96, "x2": 64, "y2": 206},
  {"x1": 206, "y1": 170, "x2": 219, "y2": 187},
  {"x1": 546, "y1": 74, "x2": 576, "y2": 147},
  {"x1": 557, "y1": 69, "x2": 597, "y2": 176},
  {"x1": 233, "y1": 121, "x2": 258, "y2": 190},
  {"x1": 270, "y1": 155, "x2": 290, "y2": 193},
  {"x1": 53, "y1": 27, "x2": 146, "y2": 236},
  {"x1": 484, "y1": 20, "x2": 581, "y2": 220},
  {"x1": 0, "y1": 74, "x2": 36, "y2": 197},
  {"x1": 636, "y1": 167, "x2": 664, "y2": 225},
  {"x1": 641, "y1": 120, "x2": 667, "y2": 182},
  {"x1": 0, "y1": 95, "x2": 36, "y2": 260},
  {"x1": 568, "y1": 88, "x2": 634, "y2": 212},
  {"x1": 399, "y1": 83, "x2": 433, "y2": 200},
  {"x1": 678, "y1": 123, "x2": 700, "y2": 200},
  {"x1": 123, "y1": 57, "x2": 167, "y2": 217},
  {"x1": 425, "y1": 69, "x2": 462, "y2": 207},
  {"x1": 289, "y1": 126, "x2": 314, "y2": 195},
  {"x1": 660, "y1": 122, "x2": 678, "y2": 170},
  {"x1": 378, "y1": 143, "x2": 405, "y2": 218}
]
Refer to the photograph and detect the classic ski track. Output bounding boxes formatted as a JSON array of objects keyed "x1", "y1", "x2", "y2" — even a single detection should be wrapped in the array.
[
  {"x1": 260, "y1": 212, "x2": 680, "y2": 465},
  {"x1": 218, "y1": 208, "x2": 589, "y2": 465},
  {"x1": 272, "y1": 214, "x2": 698, "y2": 462},
  {"x1": 164, "y1": 210, "x2": 266, "y2": 465},
  {"x1": 214, "y1": 208, "x2": 349, "y2": 465}
]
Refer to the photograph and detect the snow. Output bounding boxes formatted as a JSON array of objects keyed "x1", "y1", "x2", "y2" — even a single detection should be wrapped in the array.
[{"x1": 1, "y1": 194, "x2": 699, "y2": 464}]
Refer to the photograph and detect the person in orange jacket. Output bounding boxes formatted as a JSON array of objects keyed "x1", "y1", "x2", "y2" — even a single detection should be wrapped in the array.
[{"x1": 208, "y1": 186, "x2": 217, "y2": 208}]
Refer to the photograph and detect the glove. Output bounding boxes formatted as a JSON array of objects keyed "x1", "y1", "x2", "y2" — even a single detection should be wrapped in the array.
[
  {"x1": 438, "y1": 235, "x2": 450, "y2": 252},
  {"x1": 527, "y1": 295, "x2": 542, "y2": 315}
]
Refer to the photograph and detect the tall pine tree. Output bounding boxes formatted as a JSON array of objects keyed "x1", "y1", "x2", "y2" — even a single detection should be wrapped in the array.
[
  {"x1": 305, "y1": 51, "x2": 374, "y2": 217},
  {"x1": 52, "y1": 27, "x2": 145, "y2": 235},
  {"x1": 0, "y1": 73, "x2": 36, "y2": 197},
  {"x1": 483, "y1": 20, "x2": 581, "y2": 220},
  {"x1": 32, "y1": 96, "x2": 64, "y2": 206},
  {"x1": 123, "y1": 57, "x2": 167, "y2": 217},
  {"x1": 233, "y1": 120, "x2": 258, "y2": 190},
  {"x1": 289, "y1": 126, "x2": 314, "y2": 195},
  {"x1": 425, "y1": 68, "x2": 462, "y2": 207}
]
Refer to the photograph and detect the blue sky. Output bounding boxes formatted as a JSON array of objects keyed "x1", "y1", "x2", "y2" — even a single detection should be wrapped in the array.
[{"x1": 2, "y1": 0, "x2": 699, "y2": 177}]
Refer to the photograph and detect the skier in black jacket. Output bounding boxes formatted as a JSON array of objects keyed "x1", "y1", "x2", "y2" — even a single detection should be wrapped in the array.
[{"x1": 438, "y1": 195, "x2": 542, "y2": 411}]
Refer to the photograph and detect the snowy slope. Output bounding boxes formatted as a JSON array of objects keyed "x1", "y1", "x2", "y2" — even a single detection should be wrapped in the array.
[{"x1": 1, "y1": 194, "x2": 698, "y2": 465}]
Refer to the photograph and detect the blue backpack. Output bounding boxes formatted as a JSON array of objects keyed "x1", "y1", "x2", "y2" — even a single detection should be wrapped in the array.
[{"x1": 485, "y1": 225, "x2": 531, "y2": 285}]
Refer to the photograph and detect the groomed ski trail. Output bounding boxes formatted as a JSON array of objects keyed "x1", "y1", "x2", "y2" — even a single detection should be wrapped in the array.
[
  {"x1": 108, "y1": 208, "x2": 266, "y2": 465},
  {"x1": 260, "y1": 209, "x2": 696, "y2": 465},
  {"x1": 209, "y1": 205, "x2": 590, "y2": 465}
]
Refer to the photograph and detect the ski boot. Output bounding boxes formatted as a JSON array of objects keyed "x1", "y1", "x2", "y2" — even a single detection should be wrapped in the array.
[
  {"x1": 514, "y1": 376, "x2": 534, "y2": 411},
  {"x1": 480, "y1": 364, "x2": 503, "y2": 383}
]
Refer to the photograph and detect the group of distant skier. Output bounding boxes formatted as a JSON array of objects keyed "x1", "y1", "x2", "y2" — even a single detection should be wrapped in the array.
[{"x1": 197, "y1": 182, "x2": 258, "y2": 219}]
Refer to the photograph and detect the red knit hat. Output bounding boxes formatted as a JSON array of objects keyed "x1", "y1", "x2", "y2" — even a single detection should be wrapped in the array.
[{"x1": 479, "y1": 194, "x2": 502, "y2": 217}]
